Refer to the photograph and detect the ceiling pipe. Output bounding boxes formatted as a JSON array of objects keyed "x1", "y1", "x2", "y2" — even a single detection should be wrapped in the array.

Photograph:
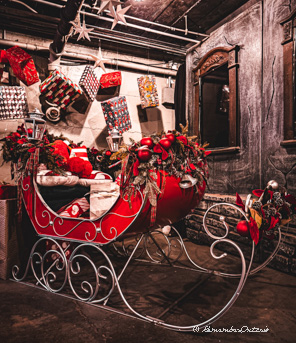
[
  {"x1": 30, "y1": 0, "x2": 204, "y2": 44},
  {"x1": 88, "y1": 28, "x2": 186, "y2": 55},
  {"x1": 0, "y1": 39, "x2": 177, "y2": 76},
  {"x1": 49, "y1": 0, "x2": 84, "y2": 65},
  {"x1": 83, "y1": 3, "x2": 209, "y2": 38}
]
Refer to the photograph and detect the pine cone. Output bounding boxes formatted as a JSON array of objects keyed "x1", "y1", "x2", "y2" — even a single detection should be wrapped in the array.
[{"x1": 252, "y1": 201, "x2": 262, "y2": 211}]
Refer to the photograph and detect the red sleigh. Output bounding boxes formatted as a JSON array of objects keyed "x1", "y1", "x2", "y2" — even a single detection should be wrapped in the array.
[
  {"x1": 12, "y1": 149, "x2": 284, "y2": 332},
  {"x1": 21, "y1": 150, "x2": 206, "y2": 244}
]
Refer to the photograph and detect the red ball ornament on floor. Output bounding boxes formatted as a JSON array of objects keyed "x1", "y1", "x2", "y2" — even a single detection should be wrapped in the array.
[
  {"x1": 137, "y1": 148, "x2": 152, "y2": 162},
  {"x1": 236, "y1": 220, "x2": 250, "y2": 237},
  {"x1": 159, "y1": 138, "x2": 172, "y2": 150},
  {"x1": 140, "y1": 137, "x2": 154, "y2": 149},
  {"x1": 165, "y1": 133, "x2": 176, "y2": 143},
  {"x1": 105, "y1": 150, "x2": 112, "y2": 157}
]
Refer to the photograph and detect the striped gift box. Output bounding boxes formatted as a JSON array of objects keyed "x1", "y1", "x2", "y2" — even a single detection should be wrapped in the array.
[
  {"x1": 57, "y1": 197, "x2": 90, "y2": 218},
  {"x1": 69, "y1": 147, "x2": 89, "y2": 161},
  {"x1": 40, "y1": 70, "x2": 82, "y2": 109}
]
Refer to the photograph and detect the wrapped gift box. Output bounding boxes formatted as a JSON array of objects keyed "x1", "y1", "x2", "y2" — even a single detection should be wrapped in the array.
[
  {"x1": 79, "y1": 66, "x2": 100, "y2": 102},
  {"x1": 5, "y1": 46, "x2": 39, "y2": 86},
  {"x1": 100, "y1": 71, "x2": 122, "y2": 89},
  {"x1": 101, "y1": 96, "x2": 132, "y2": 135},
  {"x1": 40, "y1": 70, "x2": 82, "y2": 109},
  {"x1": 0, "y1": 86, "x2": 28, "y2": 120},
  {"x1": 137, "y1": 75, "x2": 159, "y2": 109},
  {"x1": 0, "y1": 199, "x2": 19, "y2": 279}
]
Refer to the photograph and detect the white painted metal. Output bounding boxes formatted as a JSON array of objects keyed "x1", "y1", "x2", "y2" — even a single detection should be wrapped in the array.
[{"x1": 0, "y1": 38, "x2": 177, "y2": 76}]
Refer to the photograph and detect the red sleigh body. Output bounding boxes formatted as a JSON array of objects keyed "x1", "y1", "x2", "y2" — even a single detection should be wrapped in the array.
[{"x1": 21, "y1": 154, "x2": 206, "y2": 245}]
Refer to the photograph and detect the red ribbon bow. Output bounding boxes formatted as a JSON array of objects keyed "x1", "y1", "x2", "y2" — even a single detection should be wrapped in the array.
[{"x1": 153, "y1": 143, "x2": 169, "y2": 160}]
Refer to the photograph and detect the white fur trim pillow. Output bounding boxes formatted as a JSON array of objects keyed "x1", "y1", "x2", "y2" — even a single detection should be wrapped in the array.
[{"x1": 36, "y1": 170, "x2": 79, "y2": 187}]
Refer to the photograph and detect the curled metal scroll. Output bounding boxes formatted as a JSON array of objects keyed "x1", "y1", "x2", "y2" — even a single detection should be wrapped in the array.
[
  {"x1": 202, "y1": 202, "x2": 282, "y2": 278},
  {"x1": 12, "y1": 237, "x2": 68, "y2": 293},
  {"x1": 67, "y1": 244, "x2": 116, "y2": 303}
]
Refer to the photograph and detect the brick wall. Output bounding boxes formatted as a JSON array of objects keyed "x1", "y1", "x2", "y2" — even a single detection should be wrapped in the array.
[{"x1": 185, "y1": 194, "x2": 296, "y2": 275}]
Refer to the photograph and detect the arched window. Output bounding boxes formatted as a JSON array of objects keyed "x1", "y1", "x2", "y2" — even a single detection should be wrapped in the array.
[{"x1": 193, "y1": 46, "x2": 240, "y2": 153}]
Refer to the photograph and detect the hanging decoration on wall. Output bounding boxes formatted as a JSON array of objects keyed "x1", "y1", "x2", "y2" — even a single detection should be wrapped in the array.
[
  {"x1": 96, "y1": 0, "x2": 132, "y2": 30},
  {"x1": 40, "y1": 70, "x2": 82, "y2": 110},
  {"x1": 70, "y1": 13, "x2": 94, "y2": 41},
  {"x1": 89, "y1": 46, "x2": 107, "y2": 73},
  {"x1": 137, "y1": 75, "x2": 159, "y2": 109},
  {"x1": 97, "y1": 1, "x2": 122, "y2": 18},
  {"x1": 0, "y1": 86, "x2": 28, "y2": 120},
  {"x1": 110, "y1": 4, "x2": 132, "y2": 30},
  {"x1": 79, "y1": 66, "x2": 100, "y2": 102},
  {"x1": 101, "y1": 96, "x2": 132, "y2": 135},
  {"x1": 5, "y1": 46, "x2": 39, "y2": 86},
  {"x1": 100, "y1": 71, "x2": 122, "y2": 89}
]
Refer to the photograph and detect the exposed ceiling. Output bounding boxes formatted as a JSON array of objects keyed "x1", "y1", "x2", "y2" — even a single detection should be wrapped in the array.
[{"x1": 0, "y1": 0, "x2": 249, "y2": 63}]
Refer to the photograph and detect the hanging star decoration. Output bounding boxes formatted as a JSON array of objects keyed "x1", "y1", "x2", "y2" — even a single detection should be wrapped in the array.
[
  {"x1": 89, "y1": 47, "x2": 107, "y2": 73},
  {"x1": 70, "y1": 14, "x2": 94, "y2": 41},
  {"x1": 110, "y1": 4, "x2": 132, "y2": 30},
  {"x1": 97, "y1": 0, "x2": 122, "y2": 18}
]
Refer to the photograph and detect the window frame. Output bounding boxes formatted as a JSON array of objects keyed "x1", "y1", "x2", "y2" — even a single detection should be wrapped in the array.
[
  {"x1": 280, "y1": 9, "x2": 296, "y2": 146},
  {"x1": 193, "y1": 46, "x2": 240, "y2": 154}
]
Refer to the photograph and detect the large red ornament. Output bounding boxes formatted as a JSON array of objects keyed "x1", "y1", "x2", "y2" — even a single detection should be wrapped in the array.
[
  {"x1": 140, "y1": 137, "x2": 154, "y2": 149},
  {"x1": 137, "y1": 148, "x2": 152, "y2": 162},
  {"x1": 159, "y1": 138, "x2": 172, "y2": 150},
  {"x1": 165, "y1": 133, "x2": 175, "y2": 143},
  {"x1": 236, "y1": 220, "x2": 250, "y2": 237},
  {"x1": 105, "y1": 150, "x2": 112, "y2": 157}
]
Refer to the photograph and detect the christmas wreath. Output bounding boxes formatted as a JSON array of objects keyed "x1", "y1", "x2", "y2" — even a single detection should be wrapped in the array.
[{"x1": 235, "y1": 181, "x2": 296, "y2": 244}]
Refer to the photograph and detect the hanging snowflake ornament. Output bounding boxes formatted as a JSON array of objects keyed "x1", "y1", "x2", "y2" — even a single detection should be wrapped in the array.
[
  {"x1": 111, "y1": 4, "x2": 132, "y2": 30},
  {"x1": 89, "y1": 46, "x2": 107, "y2": 72},
  {"x1": 97, "y1": 0, "x2": 123, "y2": 18}
]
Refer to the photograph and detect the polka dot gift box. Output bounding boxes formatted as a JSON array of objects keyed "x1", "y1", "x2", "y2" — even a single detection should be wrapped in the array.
[
  {"x1": 101, "y1": 96, "x2": 132, "y2": 135},
  {"x1": 79, "y1": 66, "x2": 100, "y2": 102},
  {"x1": 0, "y1": 86, "x2": 28, "y2": 120}
]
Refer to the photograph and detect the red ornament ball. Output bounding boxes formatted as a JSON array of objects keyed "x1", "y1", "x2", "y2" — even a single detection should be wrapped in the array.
[
  {"x1": 236, "y1": 220, "x2": 250, "y2": 237},
  {"x1": 140, "y1": 137, "x2": 154, "y2": 149},
  {"x1": 165, "y1": 133, "x2": 176, "y2": 143},
  {"x1": 105, "y1": 150, "x2": 112, "y2": 157},
  {"x1": 159, "y1": 138, "x2": 172, "y2": 150},
  {"x1": 137, "y1": 148, "x2": 152, "y2": 162}
]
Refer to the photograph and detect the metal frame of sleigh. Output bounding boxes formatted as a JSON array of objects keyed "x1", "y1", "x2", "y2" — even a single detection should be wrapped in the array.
[{"x1": 12, "y1": 149, "x2": 287, "y2": 332}]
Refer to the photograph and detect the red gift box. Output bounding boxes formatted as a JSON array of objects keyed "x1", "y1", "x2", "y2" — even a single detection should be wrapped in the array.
[
  {"x1": 0, "y1": 185, "x2": 17, "y2": 199},
  {"x1": 0, "y1": 50, "x2": 8, "y2": 64},
  {"x1": 100, "y1": 71, "x2": 122, "y2": 89},
  {"x1": 6, "y1": 46, "x2": 39, "y2": 86}
]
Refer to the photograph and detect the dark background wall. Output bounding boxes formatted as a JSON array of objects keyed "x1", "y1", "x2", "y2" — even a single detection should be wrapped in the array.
[
  {"x1": 185, "y1": 0, "x2": 296, "y2": 274},
  {"x1": 186, "y1": 0, "x2": 296, "y2": 196}
]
